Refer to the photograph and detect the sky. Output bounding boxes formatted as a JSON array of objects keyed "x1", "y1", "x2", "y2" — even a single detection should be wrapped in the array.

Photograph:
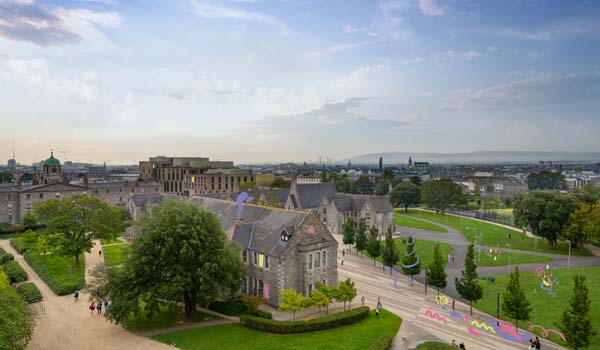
[{"x1": 1, "y1": 0, "x2": 599, "y2": 165}]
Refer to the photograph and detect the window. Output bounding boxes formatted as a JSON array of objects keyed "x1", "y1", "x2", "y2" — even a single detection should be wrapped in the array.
[
  {"x1": 242, "y1": 250, "x2": 247, "y2": 263},
  {"x1": 131, "y1": 188, "x2": 134, "y2": 193},
  {"x1": 308, "y1": 284, "x2": 313, "y2": 295},
  {"x1": 314, "y1": 252, "x2": 320, "y2": 268},
  {"x1": 308, "y1": 254, "x2": 313, "y2": 270},
  {"x1": 253, "y1": 251, "x2": 258, "y2": 265},
  {"x1": 265, "y1": 256, "x2": 269, "y2": 269},
  {"x1": 39, "y1": 193, "x2": 44, "y2": 199},
  {"x1": 323, "y1": 251, "x2": 327, "y2": 266},
  {"x1": 258, "y1": 253, "x2": 265, "y2": 268},
  {"x1": 253, "y1": 278, "x2": 258, "y2": 294},
  {"x1": 119, "y1": 188, "x2": 122, "y2": 193},
  {"x1": 119, "y1": 197, "x2": 123, "y2": 202},
  {"x1": 106, "y1": 189, "x2": 110, "y2": 194},
  {"x1": 7, "y1": 194, "x2": 11, "y2": 200},
  {"x1": 26, "y1": 194, "x2": 31, "y2": 199}
]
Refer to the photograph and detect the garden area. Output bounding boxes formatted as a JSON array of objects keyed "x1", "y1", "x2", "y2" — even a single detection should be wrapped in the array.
[
  {"x1": 103, "y1": 243, "x2": 130, "y2": 266},
  {"x1": 474, "y1": 266, "x2": 600, "y2": 348},
  {"x1": 124, "y1": 301, "x2": 221, "y2": 332},
  {"x1": 152, "y1": 309, "x2": 401, "y2": 350}
]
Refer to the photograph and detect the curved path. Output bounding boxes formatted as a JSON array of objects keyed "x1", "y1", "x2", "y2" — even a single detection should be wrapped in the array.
[{"x1": 0, "y1": 239, "x2": 174, "y2": 350}]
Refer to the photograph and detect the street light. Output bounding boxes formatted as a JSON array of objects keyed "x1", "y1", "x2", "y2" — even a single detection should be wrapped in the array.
[
  {"x1": 506, "y1": 243, "x2": 511, "y2": 273},
  {"x1": 566, "y1": 239, "x2": 571, "y2": 270}
]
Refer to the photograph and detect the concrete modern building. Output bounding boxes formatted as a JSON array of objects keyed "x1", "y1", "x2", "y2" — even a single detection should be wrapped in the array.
[
  {"x1": 129, "y1": 195, "x2": 338, "y2": 307},
  {"x1": 318, "y1": 193, "x2": 394, "y2": 235}
]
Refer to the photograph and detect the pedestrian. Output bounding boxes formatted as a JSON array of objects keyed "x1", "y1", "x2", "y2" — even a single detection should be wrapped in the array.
[
  {"x1": 98, "y1": 249, "x2": 102, "y2": 257},
  {"x1": 528, "y1": 339, "x2": 535, "y2": 350},
  {"x1": 509, "y1": 232, "x2": 512, "y2": 240},
  {"x1": 448, "y1": 254, "x2": 451, "y2": 261},
  {"x1": 535, "y1": 336, "x2": 541, "y2": 349},
  {"x1": 341, "y1": 258, "x2": 344, "y2": 266},
  {"x1": 451, "y1": 339, "x2": 458, "y2": 347},
  {"x1": 377, "y1": 296, "x2": 381, "y2": 309},
  {"x1": 97, "y1": 301, "x2": 102, "y2": 315},
  {"x1": 452, "y1": 255, "x2": 455, "y2": 262},
  {"x1": 104, "y1": 299, "x2": 109, "y2": 310},
  {"x1": 74, "y1": 289, "x2": 79, "y2": 302},
  {"x1": 459, "y1": 341, "x2": 465, "y2": 349},
  {"x1": 342, "y1": 249, "x2": 345, "y2": 257},
  {"x1": 375, "y1": 307, "x2": 380, "y2": 318},
  {"x1": 361, "y1": 295, "x2": 365, "y2": 307},
  {"x1": 452, "y1": 298, "x2": 456, "y2": 310},
  {"x1": 89, "y1": 302, "x2": 95, "y2": 316}
]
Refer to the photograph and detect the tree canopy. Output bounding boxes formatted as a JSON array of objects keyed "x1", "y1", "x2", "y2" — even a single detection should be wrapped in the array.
[
  {"x1": 374, "y1": 179, "x2": 391, "y2": 195},
  {"x1": 343, "y1": 217, "x2": 356, "y2": 251},
  {"x1": 389, "y1": 181, "x2": 421, "y2": 212},
  {"x1": 352, "y1": 176, "x2": 374, "y2": 195},
  {"x1": 427, "y1": 243, "x2": 447, "y2": 295},
  {"x1": 401, "y1": 236, "x2": 421, "y2": 277},
  {"x1": 355, "y1": 218, "x2": 368, "y2": 257},
  {"x1": 33, "y1": 195, "x2": 123, "y2": 264},
  {"x1": 0, "y1": 171, "x2": 13, "y2": 183},
  {"x1": 558, "y1": 274, "x2": 597, "y2": 350},
  {"x1": 455, "y1": 244, "x2": 483, "y2": 315},
  {"x1": 526, "y1": 170, "x2": 566, "y2": 190},
  {"x1": 421, "y1": 179, "x2": 465, "y2": 213},
  {"x1": 0, "y1": 287, "x2": 34, "y2": 350},
  {"x1": 502, "y1": 266, "x2": 532, "y2": 332},
  {"x1": 270, "y1": 178, "x2": 291, "y2": 188},
  {"x1": 382, "y1": 226, "x2": 399, "y2": 273},
  {"x1": 279, "y1": 288, "x2": 307, "y2": 321},
  {"x1": 564, "y1": 203, "x2": 600, "y2": 252},
  {"x1": 366, "y1": 226, "x2": 381, "y2": 266},
  {"x1": 336, "y1": 278, "x2": 357, "y2": 310},
  {"x1": 104, "y1": 200, "x2": 245, "y2": 321}
]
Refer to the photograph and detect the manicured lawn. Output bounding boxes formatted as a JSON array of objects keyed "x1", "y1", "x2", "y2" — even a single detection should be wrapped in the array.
[
  {"x1": 362, "y1": 238, "x2": 452, "y2": 269},
  {"x1": 152, "y1": 309, "x2": 402, "y2": 350},
  {"x1": 405, "y1": 210, "x2": 591, "y2": 256},
  {"x1": 473, "y1": 246, "x2": 553, "y2": 267},
  {"x1": 100, "y1": 237, "x2": 123, "y2": 245},
  {"x1": 124, "y1": 301, "x2": 221, "y2": 332},
  {"x1": 474, "y1": 267, "x2": 600, "y2": 348},
  {"x1": 415, "y1": 341, "x2": 455, "y2": 350},
  {"x1": 394, "y1": 213, "x2": 447, "y2": 233},
  {"x1": 103, "y1": 243, "x2": 130, "y2": 266}
]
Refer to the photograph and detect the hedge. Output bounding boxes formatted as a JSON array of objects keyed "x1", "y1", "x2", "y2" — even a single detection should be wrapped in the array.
[
  {"x1": 0, "y1": 266, "x2": 9, "y2": 289},
  {"x1": 0, "y1": 248, "x2": 14, "y2": 264},
  {"x1": 2, "y1": 260, "x2": 28, "y2": 283},
  {"x1": 240, "y1": 306, "x2": 370, "y2": 334},
  {"x1": 209, "y1": 300, "x2": 273, "y2": 319},
  {"x1": 10, "y1": 238, "x2": 29, "y2": 254},
  {"x1": 368, "y1": 335, "x2": 394, "y2": 350},
  {"x1": 23, "y1": 250, "x2": 84, "y2": 296},
  {"x1": 16, "y1": 282, "x2": 43, "y2": 303}
]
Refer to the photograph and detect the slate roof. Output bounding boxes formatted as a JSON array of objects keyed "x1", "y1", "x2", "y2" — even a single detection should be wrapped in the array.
[
  {"x1": 273, "y1": 188, "x2": 290, "y2": 203},
  {"x1": 295, "y1": 183, "x2": 336, "y2": 209},
  {"x1": 327, "y1": 193, "x2": 393, "y2": 214},
  {"x1": 87, "y1": 181, "x2": 161, "y2": 189},
  {"x1": 132, "y1": 194, "x2": 164, "y2": 207}
]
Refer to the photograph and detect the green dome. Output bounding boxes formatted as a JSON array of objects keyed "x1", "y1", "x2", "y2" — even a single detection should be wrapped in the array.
[{"x1": 44, "y1": 152, "x2": 61, "y2": 166}]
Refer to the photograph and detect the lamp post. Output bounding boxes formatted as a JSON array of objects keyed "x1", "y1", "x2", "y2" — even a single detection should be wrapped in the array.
[
  {"x1": 506, "y1": 243, "x2": 511, "y2": 273},
  {"x1": 566, "y1": 239, "x2": 571, "y2": 270}
]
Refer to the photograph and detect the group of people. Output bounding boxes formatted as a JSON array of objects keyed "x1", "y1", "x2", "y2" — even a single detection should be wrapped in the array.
[
  {"x1": 451, "y1": 340, "x2": 466, "y2": 349},
  {"x1": 89, "y1": 300, "x2": 109, "y2": 315},
  {"x1": 529, "y1": 336, "x2": 542, "y2": 350}
]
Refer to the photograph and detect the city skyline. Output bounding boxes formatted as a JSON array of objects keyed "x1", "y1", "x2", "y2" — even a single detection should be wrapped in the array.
[{"x1": 1, "y1": 0, "x2": 600, "y2": 164}]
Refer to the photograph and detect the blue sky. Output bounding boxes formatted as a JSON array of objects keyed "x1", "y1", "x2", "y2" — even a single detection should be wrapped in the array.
[{"x1": 1, "y1": 0, "x2": 599, "y2": 164}]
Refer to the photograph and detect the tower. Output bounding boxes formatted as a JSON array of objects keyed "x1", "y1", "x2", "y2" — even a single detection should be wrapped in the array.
[
  {"x1": 379, "y1": 157, "x2": 383, "y2": 173},
  {"x1": 39, "y1": 150, "x2": 62, "y2": 184},
  {"x1": 408, "y1": 156, "x2": 413, "y2": 168}
]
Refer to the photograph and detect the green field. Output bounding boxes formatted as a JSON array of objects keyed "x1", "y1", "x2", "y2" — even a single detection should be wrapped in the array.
[
  {"x1": 406, "y1": 210, "x2": 590, "y2": 256},
  {"x1": 102, "y1": 243, "x2": 130, "y2": 266},
  {"x1": 363, "y1": 238, "x2": 453, "y2": 268},
  {"x1": 415, "y1": 342, "x2": 455, "y2": 350},
  {"x1": 394, "y1": 213, "x2": 448, "y2": 233},
  {"x1": 152, "y1": 309, "x2": 401, "y2": 350},
  {"x1": 124, "y1": 301, "x2": 221, "y2": 332},
  {"x1": 474, "y1": 267, "x2": 600, "y2": 348},
  {"x1": 473, "y1": 246, "x2": 553, "y2": 267}
]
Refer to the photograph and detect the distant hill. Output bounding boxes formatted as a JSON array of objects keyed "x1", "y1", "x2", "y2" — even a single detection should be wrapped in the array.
[{"x1": 348, "y1": 151, "x2": 600, "y2": 165}]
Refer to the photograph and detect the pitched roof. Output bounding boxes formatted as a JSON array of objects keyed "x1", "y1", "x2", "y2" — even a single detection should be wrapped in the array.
[
  {"x1": 326, "y1": 193, "x2": 393, "y2": 214},
  {"x1": 132, "y1": 194, "x2": 164, "y2": 207},
  {"x1": 295, "y1": 183, "x2": 336, "y2": 209},
  {"x1": 273, "y1": 188, "x2": 290, "y2": 203}
]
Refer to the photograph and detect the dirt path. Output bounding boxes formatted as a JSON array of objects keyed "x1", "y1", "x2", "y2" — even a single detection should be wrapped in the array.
[{"x1": 0, "y1": 240, "x2": 174, "y2": 350}]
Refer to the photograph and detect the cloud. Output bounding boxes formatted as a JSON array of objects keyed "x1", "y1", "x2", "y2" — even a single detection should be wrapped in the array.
[
  {"x1": 335, "y1": 65, "x2": 389, "y2": 88},
  {"x1": 444, "y1": 50, "x2": 480, "y2": 61},
  {"x1": 0, "y1": 0, "x2": 120, "y2": 46},
  {"x1": 493, "y1": 16, "x2": 600, "y2": 42},
  {"x1": 188, "y1": 0, "x2": 289, "y2": 34},
  {"x1": 343, "y1": 24, "x2": 367, "y2": 33},
  {"x1": 305, "y1": 41, "x2": 373, "y2": 59},
  {"x1": 440, "y1": 73, "x2": 600, "y2": 112},
  {"x1": 75, "y1": 0, "x2": 119, "y2": 5},
  {"x1": 418, "y1": 0, "x2": 445, "y2": 16}
]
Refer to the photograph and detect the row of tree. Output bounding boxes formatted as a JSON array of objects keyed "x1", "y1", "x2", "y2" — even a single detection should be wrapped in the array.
[{"x1": 279, "y1": 279, "x2": 357, "y2": 320}]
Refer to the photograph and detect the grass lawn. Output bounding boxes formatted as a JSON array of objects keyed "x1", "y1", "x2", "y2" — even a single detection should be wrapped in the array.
[
  {"x1": 394, "y1": 212, "x2": 448, "y2": 233},
  {"x1": 103, "y1": 243, "x2": 130, "y2": 266},
  {"x1": 415, "y1": 341, "x2": 455, "y2": 350},
  {"x1": 474, "y1": 267, "x2": 600, "y2": 348},
  {"x1": 21, "y1": 247, "x2": 84, "y2": 295},
  {"x1": 362, "y1": 238, "x2": 453, "y2": 268},
  {"x1": 405, "y1": 210, "x2": 591, "y2": 256},
  {"x1": 152, "y1": 309, "x2": 401, "y2": 350},
  {"x1": 100, "y1": 237, "x2": 123, "y2": 245},
  {"x1": 473, "y1": 246, "x2": 553, "y2": 267},
  {"x1": 124, "y1": 301, "x2": 221, "y2": 332}
]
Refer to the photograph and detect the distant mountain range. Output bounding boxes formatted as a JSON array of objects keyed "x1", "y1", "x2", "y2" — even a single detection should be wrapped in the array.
[{"x1": 348, "y1": 151, "x2": 600, "y2": 165}]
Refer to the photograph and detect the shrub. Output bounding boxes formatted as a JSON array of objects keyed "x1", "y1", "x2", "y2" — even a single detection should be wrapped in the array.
[
  {"x1": 22, "y1": 250, "x2": 83, "y2": 295},
  {"x1": 240, "y1": 306, "x2": 370, "y2": 334},
  {"x1": 0, "y1": 248, "x2": 14, "y2": 264},
  {"x1": 2, "y1": 260, "x2": 27, "y2": 283},
  {"x1": 368, "y1": 335, "x2": 394, "y2": 350},
  {"x1": 0, "y1": 266, "x2": 9, "y2": 289},
  {"x1": 16, "y1": 283, "x2": 43, "y2": 303},
  {"x1": 208, "y1": 299, "x2": 273, "y2": 319},
  {"x1": 10, "y1": 238, "x2": 29, "y2": 254}
]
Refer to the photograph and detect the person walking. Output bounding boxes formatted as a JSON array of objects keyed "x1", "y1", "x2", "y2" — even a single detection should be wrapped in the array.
[
  {"x1": 375, "y1": 307, "x2": 380, "y2": 318},
  {"x1": 361, "y1": 295, "x2": 365, "y2": 307},
  {"x1": 97, "y1": 301, "x2": 102, "y2": 315},
  {"x1": 535, "y1": 336, "x2": 541, "y2": 349},
  {"x1": 452, "y1": 255, "x2": 455, "y2": 262},
  {"x1": 74, "y1": 289, "x2": 79, "y2": 302},
  {"x1": 89, "y1": 302, "x2": 95, "y2": 316},
  {"x1": 459, "y1": 341, "x2": 465, "y2": 349},
  {"x1": 528, "y1": 339, "x2": 535, "y2": 350},
  {"x1": 341, "y1": 258, "x2": 344, "y2": 266},
  {"x1": 452, "y1": 298, "x2": 456, "y2": 310},
  {"x1": 377, "y1": 296, "x2": 382, "y2": 309},
  {"x1": 342, "y1": 249, "x2": 345, "y2": 257},
  {"x1": 103, "y1": 299, "x2": 109, "y2": 310},
  {"x1": 451, "y1": 339, "x2": 458, "y2": 347},
  {"x1": 98, "y1": 249, "x2": 102, "y2": 257}
]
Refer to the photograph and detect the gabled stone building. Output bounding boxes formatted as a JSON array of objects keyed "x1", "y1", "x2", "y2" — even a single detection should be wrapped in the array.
[
  {"x1": 318, "y1": 193, "x2": 394, "y2": 235},
  {"x1": 284, "y1": 182, "x2": 336, "y2": 212}
]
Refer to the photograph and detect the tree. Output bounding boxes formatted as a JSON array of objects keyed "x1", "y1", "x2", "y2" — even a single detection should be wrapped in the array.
[
  {"x1": 352, "y1": 176, "x2": 374, "y2": 195},
  {"x1": 485, "y1": 184, "x2": 495, "y2": 194},
  {"x1": 343, "y1": 217, "x2": 356, "y2": 252},
  {"x1": 315, "y1": 282, "x2": 334, "y2": 315},
  {"x1": 20, "y1": 212, "x2": 38, "y2": 229},
  {"x1": 366, "y1": 226, "x2": 381, "y2": 266},
  {"x1": 526, "y1": 171, "x2": 566, "y2": 190},
  {"x1": 104, "y1": 200, "x2": 245, "y2": 321},
  {"x1": 19, "y1": 173, "x2": 33, "y2": 183},
  {"x1": 0, "y1": 171, "x2": 13, "y2": 183},
  {"x1": 334, "y1": 176, "x2": 352, "y2": 193},
  {"x1": 37, "y1": 234, "x2": 48, "y2": 261},
  {"x1": 455, "y1": 244, "x2": 483, "y2": 315},
  {"x1": 514, "y1": 191, "x2": 579, "y2": 249},
  {"x1": 564, "y1": 203, "x2": 594, "y2": 252},
  {"x1": 279, "y1": 288, "x2": 306, "y2": 321},
  {"x1": 389, "y1": 181, "x2": 421, "y2": 212},
  {"x1": 382, "y1": 168, "x2": 395, "y2": 182},
  {"x1": 427, "y1": 243, "x2": 447, "y2": 295},
  {"x1": 573, "y1": 183, "x2": 600, "y2": 205},
  {"x1": 309, "y1": 289, "x2": 330, "y2": 316},
  {"x1": 33, "y1": 195, "x2": 122, "y2": 265},
  {"x1": 337, "y1": 278, "x2": 357, "y2": 310},
  {"x1": 270, "y1": 178, "x2": 291, "y2": 188},
  {"x1": 374, "y1": 179, "x2": 390, "y2": 195},
  {"x1": 502, "y1": 266, "x2": 532, "y2": 332},
  {"x1": 408, "y1": 175, "x2": 422, "y2": 187},
  {"x1": 355, "y1": 218, "x2": 367, "y2": 258},
  {"x1": 382, "y1": 226, "x2": 399, "y2": 274},
  {"x1": 421, "y1": 179, "x2": 464, "y2": 213},
  {"x1": 401, "y1": 236, "x2": 421, "y2": 281},
  {"x1": 0, "y1": 287, "x2": 35, "y2": 350},
  {"x1": 558, "y1": 274, "x2": 597, "y2": 350}
]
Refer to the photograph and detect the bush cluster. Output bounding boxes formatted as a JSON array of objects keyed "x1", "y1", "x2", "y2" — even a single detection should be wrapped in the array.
[
  {"x1": 16, "y1": 282, "x2": 43, "y2": 303},
  {"x1": 2, "y1": 260, "x2": 28, "y2": 283},
  {"x1": 23, "y1": 250, "x2": 83, "y2": 295},
  {"x1": 367, "y1": 335, "x2": 394, "y2": 350},
  {"x1": 10, "y1": 237, "x2": 29, "y2": 254},
  {"x1": 208, "y1": 300, "x2": 273, "y2": 319},
  {"x1": 240, "y1": 306, "x2": 370, "y2": 334},
  {"x1": 0, "y1": 248, "x2": 14, "y2": 264}
]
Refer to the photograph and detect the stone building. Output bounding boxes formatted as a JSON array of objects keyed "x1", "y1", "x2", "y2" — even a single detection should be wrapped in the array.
[
  {"x1": 129, "y1": 195, "x2": 338, "y2": 307},
  {"x1": 0, "y1": 152, "x2": 160, "y2": 225},
  {"x1": 139, "y1": 156, "x2": 254, "y2": 196},
  {"x1": 318, "y1": 193, "x2": 394, "y2": 235},
  {"x1": 284, "y1": 182, "x2": 336, "y2": 212}
]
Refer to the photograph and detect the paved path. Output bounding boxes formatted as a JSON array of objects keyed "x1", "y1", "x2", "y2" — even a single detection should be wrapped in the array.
[
  {"x1": 0, "y1": 239, "x2": 174, "y2": 350},
  {"x1": 335, "y1": 234, "x2": 568, "y2": 350}
]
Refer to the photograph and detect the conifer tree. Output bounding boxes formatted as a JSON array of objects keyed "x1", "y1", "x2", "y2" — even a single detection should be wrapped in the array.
[
  {"x1": 455, "y1": 244, "x2": 483, "y2": 315},
  {"x1": 558, "y1": 274, "x2": 597, "y2": 349},
  {"x1": 401, "y1": 236, "x2": 421, "y2": 282},
  {"x1": 427, "y1": 243, "x2": 447, "y2": 295},
  {"x1": 502, "y1": 266, "x2": 532, "y2": 331},
  {"x1": 382, "y1": 226, "x2": 399, "y2": 274},
  {"x1": 355, "y1": 218, "x2": 367, "y2": 258},
  {"x1": 343, "y1": 217, "x2": 356, "y2": 252},
  {"x1": 366, "y1": 226, "x2": 382, "y2": 266}
]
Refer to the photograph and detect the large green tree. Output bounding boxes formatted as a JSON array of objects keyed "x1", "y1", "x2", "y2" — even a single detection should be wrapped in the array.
[
  {"x1": 343, "y1": 217, "x2": 356, "y2": 252},
  {"x1": 355, "y1": 218, "x2": 368, "y2": 258},
  {"x1": 573, "y1": 183, "x2": 600, "y2": 205},
  {"x1": 33, "y1": 195, "x2": 122, "y2": 265},
  {"x1": 382, "y1": 226, "x2": 399, "y2": 274},
  {"x1": 455, "y1": 244, "x2": 483, "y2": 315},
  {"x1": 104, "y1": 200, "x2": 245, "y2": 320},
  {"x1": 514, "y1": 191, "x2": 579, "y2": 249},
  {"x1": 374, "y1": 179, "x2": 391, "y2": 195},
  {"x1": 382, "y1": 168, "x2": 395, "y2": 182},
  {"x1": 401, "y1": 236, "x2": 421, "y2": 279},
  {"x1": 389, "y1": 181, "x2": 421, "y2": 212},
  {"x1": 421, "y1": 178, "x2": 464, "y2": 213},
  {"x1": 558, "y1": 274, "x2": 597, "y2": 349},
  {"x1": 366, "y1": 226, "x2": 382, "y2": 266},
  {"x1": 352, "y1": 176, "x2": 374, "y2": 195},
  {"x1": 408, "y1": 175, "x2": 422, "y2": 187},
  {"x1": 502, "y1": 266, "x2": 532, "y2": 332},
  {"x1": 526, "y1": 170, "x2": 566, "y2": 190},
  {"x1": 564, "y1": 203, "x2": 598, "y2": 252},
  {"x1": 0, "y1": 287, "x2": 34, "y2": 350},
  {"x1": 0, "y1": 171, "x2": 13, "y2": 183},
  {"x1": 427, "y1": 243, "x2": 447, "y2": 295}
]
